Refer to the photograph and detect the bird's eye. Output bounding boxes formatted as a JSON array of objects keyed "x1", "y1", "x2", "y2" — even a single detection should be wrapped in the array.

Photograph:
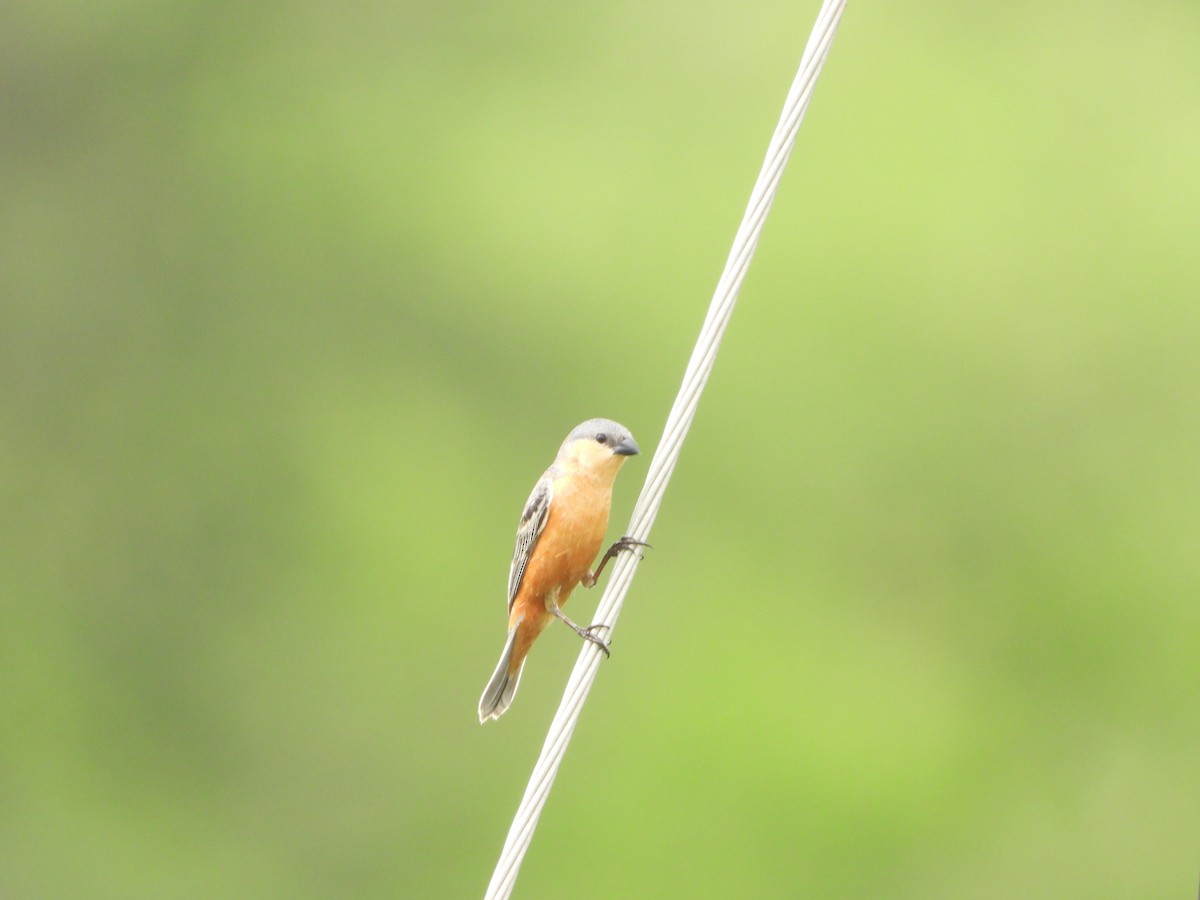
[{"x1": 596, "y1": 434, "x2": 609, "y2": 445}]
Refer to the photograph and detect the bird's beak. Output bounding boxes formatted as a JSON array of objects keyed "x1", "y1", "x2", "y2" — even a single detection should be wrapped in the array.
[{"x1": 613, "y1": 436, "x2": 640, "y2": 457}]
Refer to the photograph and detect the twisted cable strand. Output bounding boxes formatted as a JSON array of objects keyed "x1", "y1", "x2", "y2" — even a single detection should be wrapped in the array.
[{"x1": 485, "y1": 4, "x2": 847, "y2": 896}]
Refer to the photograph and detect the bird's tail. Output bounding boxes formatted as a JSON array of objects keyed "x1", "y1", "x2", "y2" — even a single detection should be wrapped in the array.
[{"x1": 479, "y1": 626, "x2": 525, "y2": 723}]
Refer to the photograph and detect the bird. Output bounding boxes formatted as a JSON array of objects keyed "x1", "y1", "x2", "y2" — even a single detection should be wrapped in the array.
[{"x1": 478, "y1": 418, "x2": 645, "y2": 723}]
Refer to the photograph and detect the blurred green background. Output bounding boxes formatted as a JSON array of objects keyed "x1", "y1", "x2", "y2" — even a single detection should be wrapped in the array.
[{"x1": 3, "y1": 1, "x2": 1198, "y2": 896}]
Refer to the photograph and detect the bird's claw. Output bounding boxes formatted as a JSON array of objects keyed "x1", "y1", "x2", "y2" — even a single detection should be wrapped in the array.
[
  {"x1": 613, "y1": 535, "x2": 652, "y2": 555},
  {"x1": 581, "y1": 624, "x2": 612, "y2": 658}
]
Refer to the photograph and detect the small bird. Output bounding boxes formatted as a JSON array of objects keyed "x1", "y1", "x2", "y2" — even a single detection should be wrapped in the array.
[{"x1": 478, "y1": 418, "x2": 644, "y2": 723}]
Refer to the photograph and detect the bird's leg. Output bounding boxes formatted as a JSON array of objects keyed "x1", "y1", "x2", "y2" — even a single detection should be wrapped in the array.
[
  {"x1": 548, "y1": 602, "x2": 611, "y2": 657},
  {"x1": 581, "y1": 535, "x2": 652, "y2": 588},
  {"x1": 557, "y1": 536, "x2": 649, "y2": 657}
]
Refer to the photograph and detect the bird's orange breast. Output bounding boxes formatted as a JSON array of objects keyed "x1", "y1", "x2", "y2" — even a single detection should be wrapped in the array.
[{"x1": 507, "y1": 472, "x2": 613, "y2": 629}]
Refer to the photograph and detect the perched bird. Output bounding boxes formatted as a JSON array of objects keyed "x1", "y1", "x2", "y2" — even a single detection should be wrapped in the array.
[{"x1": 479, "y1": 418, "x2": 644, "y2": 723}]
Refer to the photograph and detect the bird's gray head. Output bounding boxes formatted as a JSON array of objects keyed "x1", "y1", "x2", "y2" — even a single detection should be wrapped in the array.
[{"x1": 558, "y1": 418, "x2": 640, "y2": 459}]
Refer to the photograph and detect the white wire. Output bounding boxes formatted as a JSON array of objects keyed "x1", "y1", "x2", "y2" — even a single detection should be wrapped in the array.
[{"x1": 484, "y1": 3, "x2": 847, "y2": 896}]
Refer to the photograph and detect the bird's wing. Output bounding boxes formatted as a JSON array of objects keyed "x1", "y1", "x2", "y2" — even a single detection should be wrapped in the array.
[{"x1": 507, "y1": 472, "x2": 553, "y2": 612}]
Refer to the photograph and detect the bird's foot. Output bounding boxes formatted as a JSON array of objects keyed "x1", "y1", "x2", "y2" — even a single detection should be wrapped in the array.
[{"x1": 552, "y1": 607, "x2": 612, "y2": 658}]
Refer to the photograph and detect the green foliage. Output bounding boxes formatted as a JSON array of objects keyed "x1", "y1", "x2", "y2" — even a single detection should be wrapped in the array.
[{"x1": 3, "y1": 1, "x2": 1197, "y2": 896}]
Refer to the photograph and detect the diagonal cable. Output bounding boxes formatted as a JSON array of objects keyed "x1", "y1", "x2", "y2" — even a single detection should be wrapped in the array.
[{"x1": 485, "y1": 3, "x2": 848, "y2": 896}]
